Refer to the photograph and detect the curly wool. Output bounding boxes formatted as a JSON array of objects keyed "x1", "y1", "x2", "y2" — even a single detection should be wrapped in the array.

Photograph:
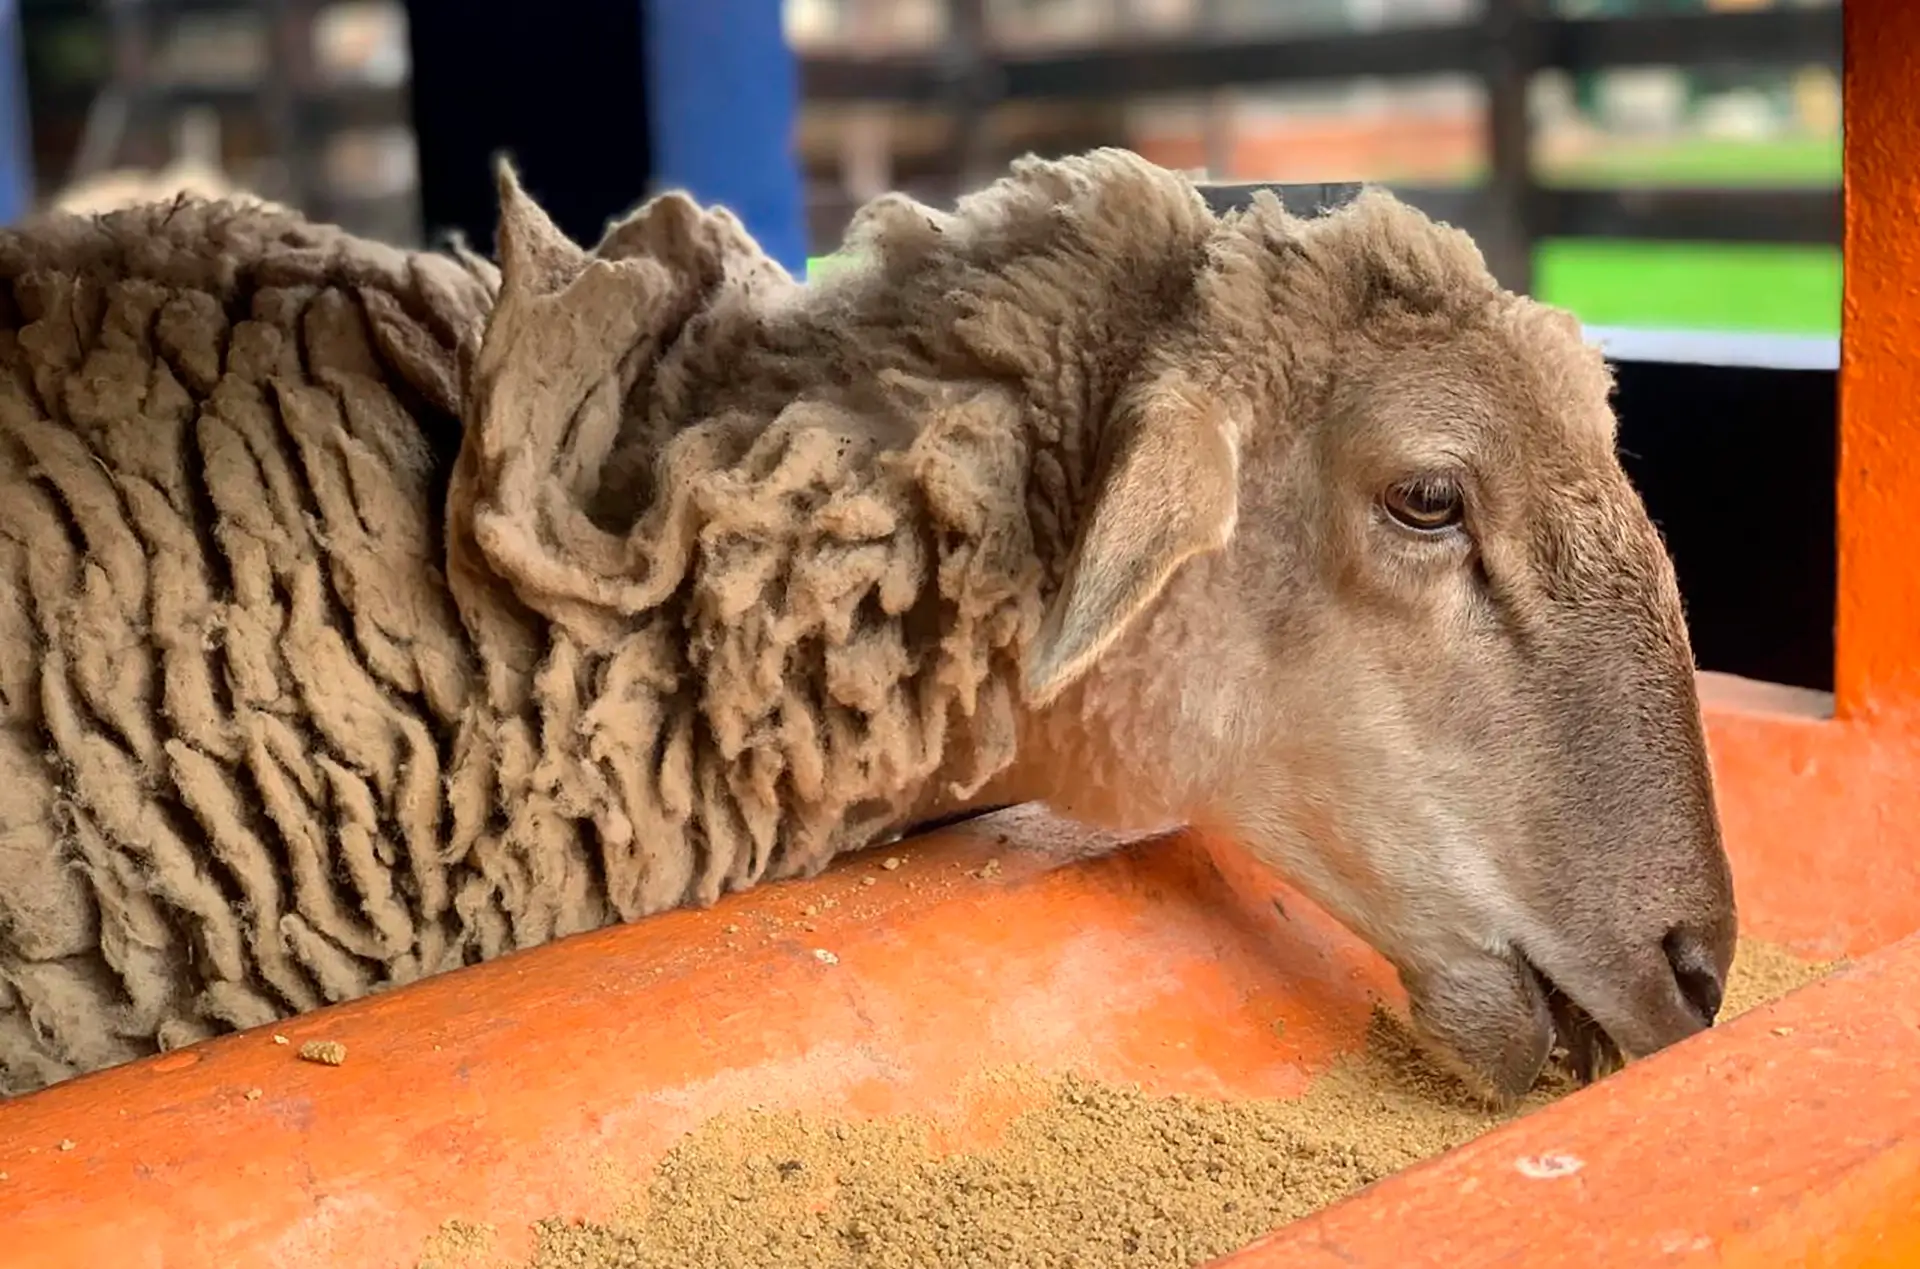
[
  {"x1": 0, "y1": 196, "x2": 498, "y2": 1091},
  {"x1": 0, "y1": 155, "x2": 1200, "y2": 1093},
  {"x1": 440, "y1": 167, "x2": 1062, "y2": 935},
  {"x1": 443, "y1": 150, "x2": 1232, "y2": 935}
]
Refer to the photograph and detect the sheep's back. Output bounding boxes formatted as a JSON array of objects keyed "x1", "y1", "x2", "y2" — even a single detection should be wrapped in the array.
[{"x1": 0, "y1": 197, "x2": 495, "y2": 1094}]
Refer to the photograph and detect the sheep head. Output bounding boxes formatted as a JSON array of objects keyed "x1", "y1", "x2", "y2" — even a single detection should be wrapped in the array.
[{"x1": 1024, "y1": 177, "x2": 1735, "y2": 1107}]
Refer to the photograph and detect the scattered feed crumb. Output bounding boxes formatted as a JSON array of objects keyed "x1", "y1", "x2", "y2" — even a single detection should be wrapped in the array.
[
  {"x1": 489, "y1": 938, "x2": 1835, "y2": 1269},
  {"x1": 881, "y1": 858, "x2": 903, "y2": 871},
  {"x1": 299, "y1": 1040, "x2": 348, "y2": 1067},
  {"x1": 273, "y1": 1035, "x2": 290, "y2": 1046},
  {"x1": 56, "y1": 1139, "x2": 74, "y2": 1152},
  {"x1": 972, "y1": 859, "x2": 1003, "y2": 880},
  {"x1": 861, "y1": 877, "x2": 877, "y2": 888},
  {"x1": 244, "y1": 1087, "x2": 263, "y2": 1101},
  {"x1": 812, "y1": 949, "x2": 839, "y2": 966},
  {"x1": 724, "y1": 925, "x2": 740, "y2": 935}
]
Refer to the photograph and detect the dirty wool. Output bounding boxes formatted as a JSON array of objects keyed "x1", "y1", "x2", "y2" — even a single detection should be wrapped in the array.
[
  {"x1": 0, "y1": 150, "x2": 1064, "y2": 1091},
  {"x1": 0, "y1": 197, "x2": 499, "y2": 1088},
  {"x1": 423, "y1": 938, "x2": 1835, "y2": 1269}
]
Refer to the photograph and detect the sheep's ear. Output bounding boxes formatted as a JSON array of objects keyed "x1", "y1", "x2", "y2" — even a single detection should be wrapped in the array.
[
  {"x1": 492, "y1": 154, "x2": 588, "y2": 295},
  {"x1": 1023, "y1": 379, "x2": 1241, "y2": 707}
]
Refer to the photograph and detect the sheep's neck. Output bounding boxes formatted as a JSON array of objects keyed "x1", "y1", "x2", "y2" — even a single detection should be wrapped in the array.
[{"x1": 727, "y1": 236, "x2": 1209, "y2": 842}]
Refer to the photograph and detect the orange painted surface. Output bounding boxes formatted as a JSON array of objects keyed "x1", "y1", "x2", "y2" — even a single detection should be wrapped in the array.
[
  {"x1": 0, "y1": 809, "x2": 1408, "y2": 1269},
  {"x1": 1837, "y1": 0, "x2": 1920, "y2": 723},
  {"x1": 1698, "y1": 674, "x2": 1920, "y2": 961},
  {"x1": 1131, "y1": 112, "x2": 1481, "y2": 185}
]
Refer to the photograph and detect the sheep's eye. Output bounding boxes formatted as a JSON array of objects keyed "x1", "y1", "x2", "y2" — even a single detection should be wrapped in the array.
[{"x1": 1382, "y1": 478, "x2": 1464, "y2": 533}]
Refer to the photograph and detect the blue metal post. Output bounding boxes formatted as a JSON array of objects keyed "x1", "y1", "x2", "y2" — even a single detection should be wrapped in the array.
[
  {"x1": 640, "y1": 0, "x2": 807, "y2": 275},
  {"x1": 0, "y1": 0, "x2": 32, "y2": 224}
]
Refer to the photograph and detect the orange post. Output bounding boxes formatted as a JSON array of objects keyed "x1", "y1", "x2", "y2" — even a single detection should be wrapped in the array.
[
  {"x1": 1688, "y1": 0, "x2": 1920, "y2": 965},
  {"x1": 1836, "y1": 0, "x2": 1920, "y2": 724}
]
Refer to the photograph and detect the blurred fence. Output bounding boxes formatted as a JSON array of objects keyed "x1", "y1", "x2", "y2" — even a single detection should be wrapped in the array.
[
  {"x1": 21, "y1": 0, "x2": 415, "y2": 242},
  {"x1": 796, "y1": 2, "x2": 1842, "y2": 292},
  {"x1": 10, "y1": 0, "x2": 1842, "y2": 296}
]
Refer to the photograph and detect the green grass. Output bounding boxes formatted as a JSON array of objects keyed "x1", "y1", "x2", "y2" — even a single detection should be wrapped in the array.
[
  {"x1": 1411, "y1": 136, "x2": 1842, "y2": 191},
  {"x1": 806, "y1": 253, "x2": 851, "y2": 280},
  {"x1": 1533, "y1": 238, "x2": 1840, "y2": 335},
  {"x1": 1535, "y1": 136, "x2": 1843, "y2": 333},
  {"x1": 809, "y1": 241, "x2": 1841, "y2": 335},
  {"x1": 1537, "y1": 135, "x2": 1841, "y2": 189}
]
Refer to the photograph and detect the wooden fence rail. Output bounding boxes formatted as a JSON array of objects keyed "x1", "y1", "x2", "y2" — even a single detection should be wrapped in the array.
[{"x1": 797, "y1": 2, "x2": 1843, "y2": 292}]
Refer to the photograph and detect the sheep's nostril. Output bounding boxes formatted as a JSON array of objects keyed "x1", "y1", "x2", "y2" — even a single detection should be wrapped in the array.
[{"x1": 1663, "y1": 926, "x2": 1725, "y2": 1026}]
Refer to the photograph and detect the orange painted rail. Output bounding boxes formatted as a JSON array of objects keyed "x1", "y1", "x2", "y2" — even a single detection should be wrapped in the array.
[
  {"x1": 0, "y1": 810, "x2": 1409, "y2": 1268},
  {"x1": 0, "y1": 1, "x2": 1914, "y2": 1266},
  {"x1": 1209, "y1": 928, "x2": 1920, "y2": 1269}
]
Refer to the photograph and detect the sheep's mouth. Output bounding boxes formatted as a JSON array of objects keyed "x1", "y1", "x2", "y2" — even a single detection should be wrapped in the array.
[{"x1": 1523, "y1": 955, "x2": 1626, "y2": 1086}]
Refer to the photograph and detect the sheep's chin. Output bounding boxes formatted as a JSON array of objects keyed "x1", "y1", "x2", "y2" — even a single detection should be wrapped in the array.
[
  {"x1": 1399, "y1": 954, "x2": 1538, "y2": 1106},
  {"x1": 1400, "y1": 950, "x2": 1629, "y2": 1107}
]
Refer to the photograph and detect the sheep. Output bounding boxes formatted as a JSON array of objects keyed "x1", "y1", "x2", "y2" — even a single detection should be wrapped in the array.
[{"x1": 0, "y1": 147, "x2": 1734, "y2": 1105}]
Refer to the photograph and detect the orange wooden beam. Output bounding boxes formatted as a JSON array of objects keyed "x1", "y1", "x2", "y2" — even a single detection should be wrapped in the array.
[
  {"x1": 1698, "y1": 674, "x2": 1920, "y2": 961},
  {"x1": 1836, "y1": 0, "x2": 1920, "y2": 724}
]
